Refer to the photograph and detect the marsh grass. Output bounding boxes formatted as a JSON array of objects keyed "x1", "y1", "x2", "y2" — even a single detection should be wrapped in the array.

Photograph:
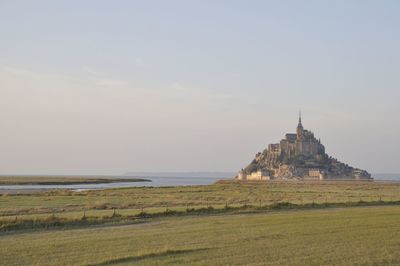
[
  {"x1": 2, "y1": 199, "x2": 399, "y2": 232},
  {"x1": 1, "y1": 180, "x2": 400, "y2": 232},
  {"x1": 2, "y1": 181, "x2": 400, "y2": 216},
  {"x1": 0, "y1": 179, "x2": 398, "y2": 232},
  {"x1": 1, "y1": 206, "x2": 400, "y2": 265}
]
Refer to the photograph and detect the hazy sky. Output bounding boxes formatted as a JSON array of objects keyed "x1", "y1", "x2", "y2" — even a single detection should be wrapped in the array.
[{"x1": 1, "y1": 0, "x2": 399, "y2": 174}]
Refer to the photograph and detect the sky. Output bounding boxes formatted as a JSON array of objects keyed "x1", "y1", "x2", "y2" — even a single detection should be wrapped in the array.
[{"x1": 0, "y1": 0, "x2": 399, "y2": 175}]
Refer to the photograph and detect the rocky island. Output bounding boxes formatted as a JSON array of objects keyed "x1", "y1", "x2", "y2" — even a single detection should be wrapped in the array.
[{"x1": 237, "y1": 113, "x2": 372, "y2": 181}]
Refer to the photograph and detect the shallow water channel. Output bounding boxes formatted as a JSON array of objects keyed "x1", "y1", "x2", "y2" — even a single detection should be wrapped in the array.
[{"x1": 0, "y1": 176, "x2": 231, "y2": 193}]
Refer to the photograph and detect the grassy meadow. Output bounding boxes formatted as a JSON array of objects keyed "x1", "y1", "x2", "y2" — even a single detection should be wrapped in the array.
[
  {"x1": 1, "y1": 180, "x2": 400, "y2": 265},
  {"x1": 1, "y1": 206, "x2": 400, "y2": 265}
]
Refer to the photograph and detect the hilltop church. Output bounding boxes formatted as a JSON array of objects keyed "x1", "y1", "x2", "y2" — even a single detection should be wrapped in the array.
[{"x1": 237, "y1": 113, "x2": 372, "y2": 181}]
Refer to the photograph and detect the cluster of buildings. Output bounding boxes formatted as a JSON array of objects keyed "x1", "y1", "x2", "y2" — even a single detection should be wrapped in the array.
[{"x1": 237, "y1": 114, "x2": 372, "y2": 181}]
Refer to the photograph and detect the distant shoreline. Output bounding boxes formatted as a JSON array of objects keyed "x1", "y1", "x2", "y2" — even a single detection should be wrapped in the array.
[{"x1": 0, "y1": 176, "x2": 151, "y2": 186}]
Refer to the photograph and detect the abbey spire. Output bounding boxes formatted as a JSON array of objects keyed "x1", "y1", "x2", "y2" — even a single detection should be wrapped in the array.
[
  {"x1": 298, "y1": 110, "x2": 303, "y2": 126},
  {"x1": 297, "y1": 110, "x2": 304, "y2": 137}
]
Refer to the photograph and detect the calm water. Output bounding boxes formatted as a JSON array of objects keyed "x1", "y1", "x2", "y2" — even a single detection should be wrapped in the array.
[
  {"x1": 373, "y1": 173, "x2": 400, "y2": 181},
  {"x1": 0, "y1": 175, "x2": 232, "y2": 192},
  {"x1": 0, "y1": 173, "x2": 398, "y2": 192}
]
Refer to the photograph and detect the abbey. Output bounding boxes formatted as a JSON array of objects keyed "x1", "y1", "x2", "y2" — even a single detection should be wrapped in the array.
[{"x1": 237, "y1": 113, "x2": 372, "y2": 181}]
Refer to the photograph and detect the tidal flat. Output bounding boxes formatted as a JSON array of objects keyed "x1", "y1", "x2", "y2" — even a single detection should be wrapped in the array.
[{"x1": 0, "y1": 176, "x2": 149, "y2": 185}]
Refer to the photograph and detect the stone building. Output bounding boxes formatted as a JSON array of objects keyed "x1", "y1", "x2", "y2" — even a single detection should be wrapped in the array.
[
  {"x1": 236, "y1": 113, "x2": 372, "y2": 181},
  {"x1": 278, "y1": 113, "x2": 325, "y2": 161},
  {"x1": 238, "y1": 170, "x2": 271, "y2": 181}
]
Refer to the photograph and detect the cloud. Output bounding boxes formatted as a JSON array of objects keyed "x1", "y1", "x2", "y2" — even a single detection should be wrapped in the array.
[{"x1": 0, "y1": 65, "x2": 239, "y2": 124}]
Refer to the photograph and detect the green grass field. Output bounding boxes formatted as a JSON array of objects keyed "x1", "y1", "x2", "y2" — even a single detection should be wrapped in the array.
[
  {"x1": 1, "y1": 206, "x2": 399, "y2": 265},
  {"x1": 1, "y1": 180, "x2": 400, "y2": 265}
]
